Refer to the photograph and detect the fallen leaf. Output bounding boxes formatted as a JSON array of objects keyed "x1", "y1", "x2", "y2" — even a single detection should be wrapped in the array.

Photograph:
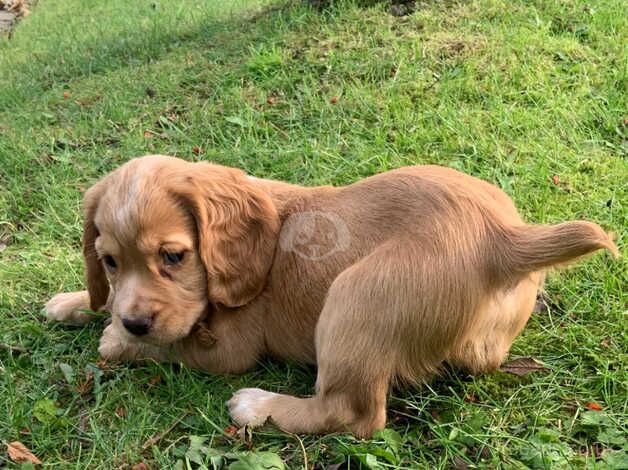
[
  {"x1": 192, "y1": 146, "x2": 201, "y2": 155},
  {"x1": 78, "y1": 413, "x2": 89, "y2": 433},
  {"x1": 237, "y1": 415, "x2": 268, "y2": 445},
  {"x1": 76, "y1": 371, "x2": 94, "y2": 395},
  {"x1": 500, "y1": 357, "x2": 549, "y2": 376},
  {"x1": 148, "y1": 375, "x2": 161, "y2": 386},
  {"x1": 330, "y1": 96, "x2": 339, "y2": 104},
  {"x1": 6, "y1": 0, "x2": 28, "y2": 16},
  {"x1": 586, "y1": 402, "x2": 602, "y2": 411},
  {"x1": 224, "y1": 425, "x2": 238, "y2": 437},
  {"x1": 7, "y1": 441, "x2": 42, "y2": 465},
  {"x1": 600, "y1": 337, "x2": 611, "y2": 348},
  {"x1": 115, "y1": 407, "x2": 127, "y2": 418},
  {"x1": 463, "y1": 393, "x2": 478, "y2": 403},
  {"x1": 551, "y1": 175, "x2": 560, "y2": 185},
  {"x1": 479, "y1": 446, "x2": 491, "y2": 460},
  {"x1": 143, "y1": 130, "x2": 154, "y2": 138},
  {"x1": 452, "y1": 455, "x2": 469, "y2": 470},
  {"x1": 95, "y1": 359, "x2": 114, "y2": 370}
]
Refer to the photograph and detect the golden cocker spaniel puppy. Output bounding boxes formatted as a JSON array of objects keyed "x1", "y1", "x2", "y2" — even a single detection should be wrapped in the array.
[{"x1": 45, "y1": 155, "x2": 617, "y2": 437}]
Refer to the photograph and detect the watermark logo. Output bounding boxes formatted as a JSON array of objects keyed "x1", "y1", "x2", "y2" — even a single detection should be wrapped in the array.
[{"x1": 279, "y1": 211, "x2": 350, "y2": 261}]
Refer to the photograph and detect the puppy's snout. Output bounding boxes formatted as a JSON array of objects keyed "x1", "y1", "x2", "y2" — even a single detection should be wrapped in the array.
[{"x1": 121, "y1": 315, "x2": 153, "y2": 336}]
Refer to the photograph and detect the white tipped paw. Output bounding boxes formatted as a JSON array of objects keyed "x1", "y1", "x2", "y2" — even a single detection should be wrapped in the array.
[
  {"x1": 98, "y1": 324, "x2": 131, "y2": 360},
  {"x1": 98, "y1": 324, "x2": 170, "y2": 363},
  {"x1": 227, "y1": 388, "x2": 279, "y2": 425},
  {"x1": 44, "y1": 291, "x2": 93, "y2": 325}
]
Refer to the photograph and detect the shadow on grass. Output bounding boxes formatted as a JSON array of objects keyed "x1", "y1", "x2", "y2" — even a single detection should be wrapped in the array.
[
  {"x1": 1, "y1": 2, "x2": 304, "y2": 104},
  {"x1": 1, "y1": 0, "x2": 465, "y2": 106}
]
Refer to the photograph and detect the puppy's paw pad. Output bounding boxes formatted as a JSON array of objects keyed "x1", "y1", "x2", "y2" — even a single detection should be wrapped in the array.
[
  {"x1": 45, "y1": 292, "x2": 92, "y2": 325},
  {"x1": 227, "y1": 388, "x2": 279, "y2": 425}
]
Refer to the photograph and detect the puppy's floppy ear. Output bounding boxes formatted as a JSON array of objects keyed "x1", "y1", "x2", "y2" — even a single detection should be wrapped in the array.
[
  {"x1": 172, "y1": 163, "x2": 280, "y2": 307},
  {"x1": 82, "y1": 180, "x2": 109, "y2": 311}
]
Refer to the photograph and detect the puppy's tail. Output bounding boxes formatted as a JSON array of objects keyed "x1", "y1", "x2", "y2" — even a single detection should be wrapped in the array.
[{"x1": 491, "y1": 220, "x2": 619, "y2": 279}]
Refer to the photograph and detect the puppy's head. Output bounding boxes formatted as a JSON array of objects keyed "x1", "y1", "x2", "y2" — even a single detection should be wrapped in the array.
[{"x1": 83, "y1": 155, "x2": 279, "y2": 345}]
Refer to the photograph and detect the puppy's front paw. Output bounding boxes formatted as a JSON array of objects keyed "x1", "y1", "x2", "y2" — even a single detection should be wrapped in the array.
[
  {"x1": 45, "y1": 291, "x2": 94, "y2": 325},
  {"x1": 227, "y1": 388, "x2": 280, "y2": 425},
  {"x1": 98, "y1": 324, "x2": 133, "y2": 361},
  {"x1": 98, "y1": 324, "x2": 168, "y2": 363}
]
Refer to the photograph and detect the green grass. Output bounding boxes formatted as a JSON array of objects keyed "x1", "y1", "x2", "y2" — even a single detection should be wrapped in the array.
[{"x1": 1, "y1": 0, "x2": 627, "y2": 467}]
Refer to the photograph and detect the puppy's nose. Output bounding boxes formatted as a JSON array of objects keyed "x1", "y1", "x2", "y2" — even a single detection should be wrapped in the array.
[{"x1": 121, "y1": 315, "x2": 153, "y2": 336}]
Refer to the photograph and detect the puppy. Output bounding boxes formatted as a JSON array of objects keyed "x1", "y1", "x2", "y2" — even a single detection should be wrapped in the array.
[{"x1": 46, "y1": 155, "x2": 617, "y2": 437}]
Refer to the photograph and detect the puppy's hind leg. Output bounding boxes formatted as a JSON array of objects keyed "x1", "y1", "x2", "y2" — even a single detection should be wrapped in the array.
[{"x1": 229, "y1": 241, "x2": 443, "y2": 437}]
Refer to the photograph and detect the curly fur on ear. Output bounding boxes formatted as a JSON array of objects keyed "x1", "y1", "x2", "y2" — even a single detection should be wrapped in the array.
[
  {"x1": 170, "y1": 163, "x2": 280, "y2": 308},
  {"x1": 82, "y1": 180, "x2": 110, "y2": 312}
]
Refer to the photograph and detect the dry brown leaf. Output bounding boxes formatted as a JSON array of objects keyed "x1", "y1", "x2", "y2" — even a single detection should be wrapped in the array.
[
  {"x1": 463, "y1": 393, "x2": 478, "y2": 403},
  {"x1": 237, "y1": 415, "x2": 268, "y2": 445},
  {"x1": 452, "y1": 455, "x2": 469, "y2": 470},
  {"x1": 7, "y1": 441, "x2": 42, "y2": 465},
  {"x1": 7, "y1": 0, "x2": 24, "y2": 13},
  {"x1": 500, "y1": 357, "x2": 549, "y2": 376},
  {"x1": 148, "y1": 375, "x2": 161, "y2": 386},
  {"x1": 224, "y1": 425, "x2": 238, "y2": 437},
  {"x1": 586, "y1": 402, "x2": 603, "y2": 411},
  {"x1": 76, "y1": 371, "x2": 94, "y2": 394}
]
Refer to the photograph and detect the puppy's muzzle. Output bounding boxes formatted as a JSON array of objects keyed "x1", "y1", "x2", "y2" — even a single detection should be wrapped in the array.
[{"x1": 121, "y1": 315, "x2": 153, "y2": 336}]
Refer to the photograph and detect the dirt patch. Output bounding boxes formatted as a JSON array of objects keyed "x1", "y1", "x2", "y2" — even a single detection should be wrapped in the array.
[{"x1": 0, "y1": 0, "x2": 31, "y2": 35}]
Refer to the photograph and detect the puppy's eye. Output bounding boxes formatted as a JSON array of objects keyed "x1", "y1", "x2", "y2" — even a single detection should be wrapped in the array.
[
  {"x1": 162, "y1": 251, "x2": 185, "y2": 266},
  {"x1": 103, "y1": 255, "x2": 117, "y2": 271}
]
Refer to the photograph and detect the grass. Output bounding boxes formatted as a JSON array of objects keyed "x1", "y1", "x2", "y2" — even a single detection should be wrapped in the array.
[{"x1": 0, "y1": 0, "x2": 626, "y2": 467}]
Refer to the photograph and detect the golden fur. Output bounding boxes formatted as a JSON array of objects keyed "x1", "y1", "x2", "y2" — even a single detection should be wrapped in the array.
[{"x1": 45, "y1": 155, "x2": 618, "y2": 437}]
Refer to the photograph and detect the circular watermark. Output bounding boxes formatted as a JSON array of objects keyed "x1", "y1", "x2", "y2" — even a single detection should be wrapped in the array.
[{"x1": 279, "y1": 211, "x2": 350, "y2": 261}]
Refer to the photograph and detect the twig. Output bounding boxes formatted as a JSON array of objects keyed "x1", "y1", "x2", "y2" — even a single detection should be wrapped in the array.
[
  {"x1": 0, "y1": 343, "x2": 29, "y2": 353},
  {"x1": 141, "y1": 412, "x2": 188, "y2": 451}
]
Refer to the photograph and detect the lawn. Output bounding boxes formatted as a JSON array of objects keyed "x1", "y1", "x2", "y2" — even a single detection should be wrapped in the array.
[{"x1": 0, "y1": 0, "x2": 626, "y2": 468}]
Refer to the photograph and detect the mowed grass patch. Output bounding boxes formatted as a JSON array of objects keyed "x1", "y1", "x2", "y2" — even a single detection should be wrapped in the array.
[{"x1": 1, "y1": 0, "x2": 626, "y2": 468}]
